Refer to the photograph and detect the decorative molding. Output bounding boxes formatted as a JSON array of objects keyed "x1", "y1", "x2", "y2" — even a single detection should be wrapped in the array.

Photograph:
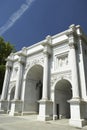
[
  {"x1": 58, "y1": 54, "x2": 68, "y2": 68},
  {"x1": 6, "y1": 60, "x2": 13, "y2": 68},
  {"x1": 25, "y1": 57, "x2": 44, "y2": 73},
  {"x1": 54, "y1": 52, "x2": 69, "y2": 71},
  {"x1": 51, "y1": 70, "x2": 72, "y2": 87}
]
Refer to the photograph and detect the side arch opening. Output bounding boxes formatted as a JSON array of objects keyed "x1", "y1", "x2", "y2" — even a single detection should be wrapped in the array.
[{"x1": 54, "y1": 79, "x2": 72, "y2": 119}]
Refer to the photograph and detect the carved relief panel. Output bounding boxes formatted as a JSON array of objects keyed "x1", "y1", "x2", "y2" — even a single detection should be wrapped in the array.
[
  {"x1": 58, "y1": 54, "x2": 68, "y2": 68},
  {"x1": 55, "y1": 52, "x2": 69, "y2": 71}
]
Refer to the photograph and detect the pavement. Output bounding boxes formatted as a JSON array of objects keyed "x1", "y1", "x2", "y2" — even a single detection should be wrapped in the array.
[{"x1": 0, "y1": 114, "x2": 87, "y2": 130}]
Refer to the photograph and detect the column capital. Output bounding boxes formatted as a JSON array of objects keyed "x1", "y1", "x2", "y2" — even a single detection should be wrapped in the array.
[
  {"x1": 69, "y1": 24, "x2": 76, "y2": 31},
  {"x1": 18, "y1": 55, "x2": 26, "y2": 64},
  {"x1": 6, "y1": 60, "x2": 13, "y2": 68},
  {"x1": 17, "y1": 52, "x2": 26, "y2": 64},
  {"x1": 17, "y1": 47, "x2": 27, "y2": 64},
  {"x1": 42, "y1": 35, "x2": 52, "y2": 55},
  {"x1": 45, "y1": 35, "x2": 52, "y2": 45},
  {"x1": 68, "y1": 33, "x2": 77, "y2": 49},
  {"x1": 68, "y1": 24, "x2": 79, "y2": 49}
]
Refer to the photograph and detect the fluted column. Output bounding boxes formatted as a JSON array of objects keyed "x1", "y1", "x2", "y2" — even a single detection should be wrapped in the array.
[
  {"x1": 42, "y1": 52, "x2": 49, "y2": 100},
  {"x1": 1, "y1": 60, "x2": 12, "y2": 100},
  {"x1": 14, "y1": 55, "x2": 25, "y2": 100},
  {"x1": 69, "y1": 25, "x2": 80, "y2": 98},
  {"x1": 41, "y1": 35, "x2": 52, "y2": 100}
]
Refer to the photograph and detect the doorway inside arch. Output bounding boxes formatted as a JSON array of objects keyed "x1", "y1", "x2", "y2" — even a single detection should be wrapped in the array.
[
  {"x1": 54, "y1": 79, "x2": 72, "y2": 119},
  {"x1": 24, "y1": 64, "x2": 43, "y2": 114}
]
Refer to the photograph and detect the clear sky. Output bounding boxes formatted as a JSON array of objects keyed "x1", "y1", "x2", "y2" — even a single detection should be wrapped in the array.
[{"x1": 0, "y1": 0, "x2": 87, "y2": 50}]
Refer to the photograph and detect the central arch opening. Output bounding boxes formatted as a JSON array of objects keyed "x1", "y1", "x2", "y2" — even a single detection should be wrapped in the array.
[
  {"x1": 54, "y1": 79, "x2": 72, "y2": 119},
  {"x1": 24, "y1": 64, "x2": 43, "y2": 114}
]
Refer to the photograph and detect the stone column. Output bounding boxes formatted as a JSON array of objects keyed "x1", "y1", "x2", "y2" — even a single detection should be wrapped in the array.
[
  {"x1": 42, "y1": 52, "x2": 49, "y2": 100},
  {"x1": 68, "y1": 25, "x2": 87, "y2": 128},
  {"x1": 38, "y1": 35, "x2": 53, "y2": 121},
  {"x1": 1, "y1": 60, "x2": 12, "y2": 100},
  {"x1": 68, "y1": 25, "x2": 79, "y2": 98},
  {"x1": 9, "y1": 54, "x2": 26, "y2": 116},
  {"x1": 69, "y1": 41, "x2": 79, "y2": 98},
  {"x1": 14, "y1": 58, "x2": 24, "y2": 100}
]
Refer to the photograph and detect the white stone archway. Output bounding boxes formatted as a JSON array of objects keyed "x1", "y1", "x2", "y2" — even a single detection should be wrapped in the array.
[
  {"x1": 52, "y1": 77, "x2": 72, "y2": 120},
  {"x1": 1, "y1": 25, "x2": 87, "y2": 127},
  {"x1": 23, "y1": 64, "x2": 43, "y2": 115}
]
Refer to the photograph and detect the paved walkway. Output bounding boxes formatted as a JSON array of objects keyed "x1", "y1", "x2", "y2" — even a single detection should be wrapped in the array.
[{"x1": 0, "y1": 114, "x2": 87, "y2": 130}]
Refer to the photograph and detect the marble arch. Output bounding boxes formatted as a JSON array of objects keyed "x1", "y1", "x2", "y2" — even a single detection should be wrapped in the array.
[{"x1": 0, "y1": 24, "x2": 87, "y2": 128}]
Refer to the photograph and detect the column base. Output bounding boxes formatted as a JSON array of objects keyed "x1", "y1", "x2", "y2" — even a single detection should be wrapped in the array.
[
  {"x1": 37, "y1": 99, "x2": 53, "y2": 121},
  {"x1": 69, "y1": 119, "x2": 87, "y2": 128},
  {"x1": 0, "y1": 100, "x2": 8, "y2": 113},
  {"x1": 9, "y1": 100, "x2": 23, "y2": 116},
  {"x1": 68, "y1": 98, "x2": 87, "y2": 128}
]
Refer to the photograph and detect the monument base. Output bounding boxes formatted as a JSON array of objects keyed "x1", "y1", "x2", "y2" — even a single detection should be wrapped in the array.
[
  {"x1": 68, "y1": 98, "x2": 87, "y2": 128},
  {"x1": 37, "y1": 99, "x2": 53, "y2": 121},
  {"x1": 9, "y1": 100, "x2": 22, "y2": 116},
  {"x1": 0, "y1": 100, "x2": 8, "y2": 113}
]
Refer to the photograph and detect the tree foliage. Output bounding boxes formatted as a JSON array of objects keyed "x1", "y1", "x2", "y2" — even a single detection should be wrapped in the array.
[{"x1": 0, "y1": 37, "x2": 15, "y2": 94}]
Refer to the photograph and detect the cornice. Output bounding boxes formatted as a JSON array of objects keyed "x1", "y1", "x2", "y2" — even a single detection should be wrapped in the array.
[{"x1": 8, "y1": 24, "x2": 87, "y2": 61}]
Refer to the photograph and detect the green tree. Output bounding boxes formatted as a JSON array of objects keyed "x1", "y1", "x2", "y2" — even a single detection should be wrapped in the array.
[{"x1": 0, "y1": 37, "x2": 15, "y2": 94}]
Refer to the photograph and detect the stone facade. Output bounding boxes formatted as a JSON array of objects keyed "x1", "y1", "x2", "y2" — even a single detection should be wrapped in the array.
[{"x1": 0, "y1": 24, "x2": 87, "y2": 128}]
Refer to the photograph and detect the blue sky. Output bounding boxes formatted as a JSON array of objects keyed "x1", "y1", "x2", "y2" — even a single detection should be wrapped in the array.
[{"x1": 0, "y1": 0, "x2": 87, "y2": 50}]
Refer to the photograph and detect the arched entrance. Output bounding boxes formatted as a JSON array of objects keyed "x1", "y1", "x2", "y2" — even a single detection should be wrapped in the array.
[
  {"x1": 8, "y1": 86, "x2": 15, "y2": 112},
  {"x1": 24, "y1": 64, "x2": 43, "y2": 114},
  {"x1": 53, "y1": 79, "x2": 72, "y2": 120}
]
